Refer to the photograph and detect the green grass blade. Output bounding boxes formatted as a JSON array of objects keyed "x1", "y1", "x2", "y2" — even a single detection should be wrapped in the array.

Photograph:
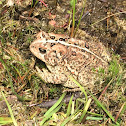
[
  {"x1": 1, "y1": 91, "x2": 18, "y2": 126},
  {"x1": 72, "y1": 0, "x2": 75, "y2": 29},
  {"x1": 61, "y1": 114, "x2": 72, "y2": 126},
  {"x1": 0, "y1": 117, "x2": 12, "y2": 125},
  {"x1": 66, "y1": 95, "x2": 73, "y2": 116},
  {"x1": 11, "y1": 60, "x2": 28, "y2": 71},
  {"x1": 70, "y1": 0, "x2": 76, "y2": 37},
  {"x1": 74, "y1": 0, "x2": 87, "y2": 36},
  {"x1": 86, "y1": 116, "x2": 107, "y2": 121},
  {"x1": 69, "y1": 76, "x2": 87, "y2": 102},
  {"x1": 87, "y1": 89, "x2": 119, "y2": 125},
  {"x1": 87, "y1": 112, "x2": 104, "y2": 117},
  {"x1": 79, "y1": 98, "x2": 92, "y2": 123},
  {"x1": 11, "y1": 64, "x2": 22, "y2": 78},
  {"x1": 61, "y1": 103, "x2": 82, "y2": 126},
  {"x1": 40, "y1": 103, "x2": 63, "y2": 125},
  {"x1": 44, "y1": 92, "x2": 66, "y2": 117},
  {"x1": 0, "y1": 57, "x2": 27, "y2": 101}
]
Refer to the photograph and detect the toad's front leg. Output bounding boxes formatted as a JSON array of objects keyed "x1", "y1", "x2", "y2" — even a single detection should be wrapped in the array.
[{"x1": 35, "y1": 66, "x2": 68, "y2": 84}]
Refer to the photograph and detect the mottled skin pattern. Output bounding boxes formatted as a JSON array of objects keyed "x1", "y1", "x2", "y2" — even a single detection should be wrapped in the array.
[{"x1": 30, "y1": 31, "x2": 110, "y2": 88}]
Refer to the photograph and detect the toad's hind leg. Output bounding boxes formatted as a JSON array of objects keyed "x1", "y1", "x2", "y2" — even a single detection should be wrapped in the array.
[
  {"x1": 35, "y1": 66, "x2": 68, "y2": 84},
  {"x1": 63, "y1": 77, "x2": 79, "y2": 88}
]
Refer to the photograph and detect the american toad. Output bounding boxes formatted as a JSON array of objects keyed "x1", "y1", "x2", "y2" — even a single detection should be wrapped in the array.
[{"x1": 30, "y1": 31, "x2": 110, "y2": 89}]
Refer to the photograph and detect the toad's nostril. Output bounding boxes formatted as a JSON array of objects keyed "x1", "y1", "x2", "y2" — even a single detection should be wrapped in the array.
[
  {"x1": 85, "y1": 43, "x2": 89, "y2": 49},
  {"x1": 50, "y1": 36, "x2": 55, "y2": 40},
  {"x1": 39, "y1": 48, "x2": 46, "y2": 54},
  {"x1": 30, "y1": 45, "x2": 35, "y2": 49}
]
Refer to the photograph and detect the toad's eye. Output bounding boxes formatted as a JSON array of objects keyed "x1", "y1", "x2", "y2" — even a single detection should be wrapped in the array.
[
  {"x1": 50, "y1": 36, "x2": 55, "y2": 39},
  {"x1": 39, "y1": 48, "x2": 46, "y2": 54},
  {"x1": 59, "y1": 38, "x2": 65, "y2": 41}
]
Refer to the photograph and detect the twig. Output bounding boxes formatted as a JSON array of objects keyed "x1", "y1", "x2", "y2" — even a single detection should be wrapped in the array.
[
  {"x1": 29, "y1": 92, "x2": 81, "y2": 108},
  {"x1": 91, "y1": 11, "x2": 126, "y2": 26}
]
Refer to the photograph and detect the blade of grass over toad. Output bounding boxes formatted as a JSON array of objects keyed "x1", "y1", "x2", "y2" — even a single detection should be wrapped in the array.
[
  {"x1": 87, "y1": 89, "x2": 119, "y2": 125},
  {"x1": 74, "y1": 0, "x2": 87, "y2": 37},
  {"x1": 0, "y1": 57, "x2": 27, "y2": 101},
  {"x1": 66, "y1": 95, "x2": 73, "y2": 116},
  {"x1": 40, "y1": 103, "x2": 63, "y2": 125},
  {"x1": 79, "y1": 98, "x2": 92, "y2": 123},
  {"x1": 1, "y1": 91, "x2": 18, "y2": 126},
  {"x1": 69, "y1": 76, "x2": 87, "y2": 102},
  {"x1": 44, "y1": 92, "x2": 66, "y2": 117}
]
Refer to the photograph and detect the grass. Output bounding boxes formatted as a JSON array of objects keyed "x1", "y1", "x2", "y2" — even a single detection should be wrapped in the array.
[
  {"x1": 2, "y1": 52, "x2": 123, "y2": 125},
  {"x1": 1, "y1": 91, "x2": 18, "y2": 126},
  {"x1": 39, "y1": 58, "x2": 125, "y2": 125},
  {"x1": 40, "y1": 92, "x2": 66, "y2": 125},
  {"x1": 0, "y1": 56, "x2": 29, "y2": 101},
  {"x1": 0, "y1": 117, "x2": 13, "y2": 125},
  {"x1": 70, "y1": 0, "x2": 76, "y2": 37},
  {"x1": 0, "y1": 39, "x2": 125, "y2": 125},
  {"x1": 70, "y1": 0, "x2": 87, "y2": 37}
]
